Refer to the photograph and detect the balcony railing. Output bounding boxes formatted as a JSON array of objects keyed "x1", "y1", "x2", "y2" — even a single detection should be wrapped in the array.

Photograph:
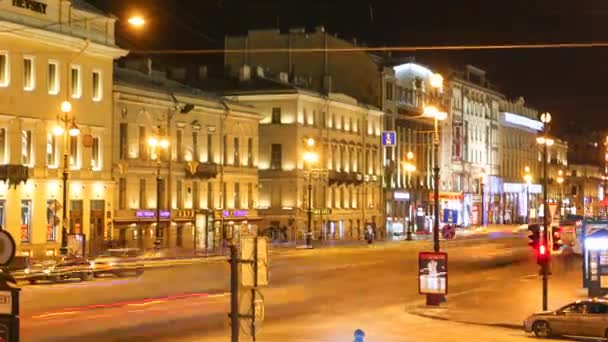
[{"x1": 328, "y1": 170, "x2": 363, "y2": 185}]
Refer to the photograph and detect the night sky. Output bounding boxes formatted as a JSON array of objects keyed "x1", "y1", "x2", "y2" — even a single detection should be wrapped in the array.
[{"x1": 89, "y1": 0, "x2": 608, "y2": 134}]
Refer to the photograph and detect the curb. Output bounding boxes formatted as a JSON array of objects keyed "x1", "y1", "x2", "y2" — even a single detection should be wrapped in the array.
[{"x1": 406, "y1": 309, "x2": 522, "y2": 330}]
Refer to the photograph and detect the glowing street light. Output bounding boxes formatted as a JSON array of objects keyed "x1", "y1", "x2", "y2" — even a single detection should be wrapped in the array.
[
  {"x1": 430, "y1": 73, "x2": 444, "y2": 89},
  {"x1": 128, "y1": 15, "x2": 146, "y2": 28}
]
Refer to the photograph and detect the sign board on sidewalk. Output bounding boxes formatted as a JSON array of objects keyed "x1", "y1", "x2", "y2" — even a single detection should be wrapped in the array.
[
  {"x1": 240, "y1": 237, "x2": 269, "y2": 287},
  {"x1": 0, "y1": 292, "x2": 11, "y2": 315},
  {"x1": 381, "y1": 131, "x2": 396, "y2": 146},
  {"x1": 418, "y1": 252, "x2": 448, "y2": 295}
]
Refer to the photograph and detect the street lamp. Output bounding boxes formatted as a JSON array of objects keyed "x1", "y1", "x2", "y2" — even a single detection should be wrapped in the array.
[
  {"x1": 423, "y1": 72, "x2": 446, "y2": 254},
  {"x1": 149, "y1": 136, "x2": 170, "y2": 250},
  {"x1": 523, "y1": 166, "x2": 532, "y2": 223},
  {"x1": 54, "y1": 101, "x2": 80, "y2": 255},
  {"x1": 303, "y1": 138, "x2": 318, "y2": 249},
  {"x1": 402, "y1": 151, "x2": 416, "y2": 241},
  {"x1": 480, "y1": 169, "x2": 487, "y2": 227},
  {"x1": 557, "y1": 170, "x2": 564, "y2": 213},
  {"x1": 537, "y1": 111, "x2": 552, "y2": 311},
  {"x1": 127, "y1": 15, "x2": 146, "y2": 28}
]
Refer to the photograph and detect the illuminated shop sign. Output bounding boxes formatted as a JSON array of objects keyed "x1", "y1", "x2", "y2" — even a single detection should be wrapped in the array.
[
  {"x1": 222, "y1": 210, "x2": 248, "y2": 218},
  {"x1": 503, "y1": 183, "x2": 542, "y2": 194},
  {"x1": 394, "y1": 192, "x2": 410, "y2": 200},
  {"x1": 502, "y1": 112, "x2": 543, "y2": 131},
  {"x1": 136, "y1": 210, "x2": 170, "y2": 218}
]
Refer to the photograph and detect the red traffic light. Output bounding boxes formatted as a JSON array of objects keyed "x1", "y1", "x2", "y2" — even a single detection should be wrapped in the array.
[{"x1": 539, "y1": 244, "x2": 547, "y2": 255}]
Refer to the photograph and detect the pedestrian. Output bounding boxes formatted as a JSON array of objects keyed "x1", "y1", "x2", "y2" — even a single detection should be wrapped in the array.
[{"x1": 354, "y1": 329, "x2": 365, "y2": 342}]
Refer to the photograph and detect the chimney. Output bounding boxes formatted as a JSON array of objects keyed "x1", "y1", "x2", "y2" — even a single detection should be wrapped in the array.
[
  {"x1": 198, "y1": 65, "x2": 207, "y2": 80},
  {"x1": 279, "y1": 72, "x2": 289, "y2": 83},
  {"x1": 239, "y1": 65, "x2": 251, "y2": 82}
]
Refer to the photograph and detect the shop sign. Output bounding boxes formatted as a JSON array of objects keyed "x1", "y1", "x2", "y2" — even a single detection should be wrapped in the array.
[
  {"x1": 502, "y1": 112, "x2": 543, "y2": 131},
  {"x1": 12, "y1": 0, "x2": 47, "y2": 14},
  {"x1": 173, "y1": 209, "x2": 194, "y2": 220},
  {"x1": 135, "y1": 210, "x2": 170, "y2": 219},
  {"x1": 222, "y1": 210, "x2": 249, "y2": 218},
  {"x1": 394, "y1": 192, "x2": 410, "y2": 200},
  {"x1": 429, "y1": 192, "x2": 463, "y2": 201},
  {"x1": 313, "y1": 208, "x2": 331, "y2": 215}
]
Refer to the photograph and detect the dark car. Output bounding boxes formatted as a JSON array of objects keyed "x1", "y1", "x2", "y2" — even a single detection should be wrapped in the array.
[
  {"x1": 91, "y1": 248, "x2": 143, "y2": 278},
  {"x1": 26, "y1": 257, "x2": 93, "y2": 284},
  {"x1": 524, "y1": 298, "x2": 608, "y2": 339}
]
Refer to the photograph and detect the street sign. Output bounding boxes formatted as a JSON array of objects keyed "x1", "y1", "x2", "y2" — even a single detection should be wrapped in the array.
[
  {"x1": 381, "y1": 131, "x2": 396, "y2": 146},
  {"x1": 0, "y1": 231, "x2": 15, "y2": 267},
  {"x1": 240, "y1": 237, "x2": 269, "y2": 287},
  {"x1": 441, "y1": 225, "x2": 456, "y2": 240},
  {"x1": 313, "y1": 208, "x2": 332, "y2": 215},
  {"x1": 418, "y1": 252, "x2": 448, "y2": 295}
]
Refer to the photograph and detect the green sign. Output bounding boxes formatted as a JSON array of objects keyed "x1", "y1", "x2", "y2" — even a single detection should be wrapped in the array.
[{"x1": 313, "y1": 209, "x2": 332, "y2": 215}]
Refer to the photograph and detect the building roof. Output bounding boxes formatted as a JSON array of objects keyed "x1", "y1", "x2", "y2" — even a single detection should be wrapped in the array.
[{"x1": 70, "y1": 0, "x2": 109, "y2": 16}]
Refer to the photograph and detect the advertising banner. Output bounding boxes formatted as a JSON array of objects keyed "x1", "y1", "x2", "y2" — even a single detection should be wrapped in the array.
[{"x1": 418, "y1": 252, "x2": 448, "y2": 295}]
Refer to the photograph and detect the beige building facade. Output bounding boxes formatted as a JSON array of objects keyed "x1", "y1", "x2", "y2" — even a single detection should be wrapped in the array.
[
  {"x1": 223, "y1": 72, "x2": 383, "y2": 241},
  {"x1": 112, "y1": 66, "x2": 260, "y2": 252},
  {"x1": 0, "y1": 0, "x2": 126, "y2": 257}
]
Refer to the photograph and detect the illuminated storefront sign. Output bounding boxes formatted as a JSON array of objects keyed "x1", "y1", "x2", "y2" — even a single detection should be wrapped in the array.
[
  {"x1": 503, "y1": 183, "x2": 542, "y2": 194},
  {"x1": 502, "y1": 112, "x2": 543, "y2": 131},
  {"x1": 135, "y1": 210, "x2": 170, "y2": 218},
  {"x1": 394, "y1": 192, "x2": 410, "y2": 200},
  {"x1": 222, "y1": 210, "x2": 248, "y2": 218}
]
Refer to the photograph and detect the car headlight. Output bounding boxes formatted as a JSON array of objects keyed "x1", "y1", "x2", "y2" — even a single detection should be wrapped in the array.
[{"x1": 24, "y1": 268, "x2": 30, "y2": 274}]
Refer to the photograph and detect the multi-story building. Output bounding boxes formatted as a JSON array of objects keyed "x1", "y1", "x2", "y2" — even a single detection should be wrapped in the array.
[
  {"x1": 567, "y1": 163, "x2": 603, "y2": 216},
  {"x1": 447, "y1": 66, "x2": 505, "y2": 226},
  {"x1": 0, "y1": 0, "x2": 126, "y2": 257},
  {"x1": 112, "y1": 64, "x2": 260, "y2": 252},
  {"x1": 499, "y1": 98, "x2": 543, "y2": 223},
  {"x1": 216, "y1": 67, "x2": 383, "y2": 241}
]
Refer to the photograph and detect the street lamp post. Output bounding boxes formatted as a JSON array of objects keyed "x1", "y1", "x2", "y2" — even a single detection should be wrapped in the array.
[
  {"x1": 303, "y1": 138, "x2": 318, "y2": 249},
  {"x1": 480, "y1": 169, "x2": 486, "y2": 227},
  {"x1": 537, "y1": 112, "x2": 554, "y2": 311},
  {"x1": 403, "y1": 151, "x2": 416, "y2": 241},
  {"x1": 54, "y1": 101, "x2": 80, "y2": 255},
  {"x1": 524, "y1": 166, "x2": 532, "y2": 223},
  {"x1": 149, "y1": 137, "x2": 170, "y2": 250},
  {"x1": 557, "y1": 170, "x2": 564, "y2": 215}
]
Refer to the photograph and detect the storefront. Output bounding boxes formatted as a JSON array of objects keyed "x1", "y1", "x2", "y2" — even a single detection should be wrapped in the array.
[
  {"x1": 215, "y1": 209, "x2": 261, "y2": 246},
  {"x1": 113, "y1": 209, "x2": 170, "y2": 250},
  {"x1": 429, "y1": 192, "x2": 464, "y2": 228},
  {"x1": 170, "y1": 209, "x2": 214, "y2": 251},
  {"x1": 386, "y1": 191, "x2": 411, "y2": 238}
]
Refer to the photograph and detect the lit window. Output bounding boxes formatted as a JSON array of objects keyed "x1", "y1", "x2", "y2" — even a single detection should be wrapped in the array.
[
  {"x1": 91, "y1": 136, "x2": 101, "y2": 170},
  {"x1": 92, "y1": 70, "x2": 102, "y2": 101},
  {"x1": 46, "y1": 133, "x2": 57, "y2": 167},
  {"x1": 21, "y1": 130, "x2": 32, "y2": 165},
  {"x1": 70, "y1": 65, "x2": 82, "y2": 98},
  {"x1": 48, "y1": 61, "x2": 59, "y2": 95},
  {"x1": 23, "y1": 57, "x2": 35, "y2": 91},
  {"x1": 0, "y1": 53, "x2": 9, "y2": 87},
  {"x1": 69, "y1": 135, "x2": 78, "y2": 168}
]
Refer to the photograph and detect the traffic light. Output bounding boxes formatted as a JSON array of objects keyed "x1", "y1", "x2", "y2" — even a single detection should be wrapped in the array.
[
  {"x1": 552, "y1": 226, "x2": 563, "y2": 251},
  {"x1": 528, "y1": 225, "x2": 540, "y2": 249},
  {"x1": 537, "y1": 243, "x2": 550, "y2": 266}
]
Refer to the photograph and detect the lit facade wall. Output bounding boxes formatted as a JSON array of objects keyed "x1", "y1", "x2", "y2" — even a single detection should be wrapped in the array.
[
  {"x1": 0, "y1": 0, "x2": 126, "y2": 257},
  {"x1": 232, "y1": 92, "x2": 383, "y2": 241},
  {"x1": 113, "y1": 70, "x2": 260, "y2": 250}
]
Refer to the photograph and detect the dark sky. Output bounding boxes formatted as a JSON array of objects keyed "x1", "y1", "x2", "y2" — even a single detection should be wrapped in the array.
[{"x1": 89, "y1": 0, "x2": 608, "y2": 133}]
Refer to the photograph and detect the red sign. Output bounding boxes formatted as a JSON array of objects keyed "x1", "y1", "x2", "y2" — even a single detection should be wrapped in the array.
[
  {"x1": 429, "y1": 192, "x2": 464, "y2": 201},
  {"x1": 46, "y1": 224, "x2": 54, "y2": 241},
  {"x1": 20, "y1": 224, "x2": 29, "y2": 242},
  {"x1": 441, "y1": 225, "x2": 456, "y2": 240},
  {"x1": 471, "y1": 205, "x2": 480, "y2": 225},
  {"x1": 418, "y1": 252, "x2": 448, "y2": 295}
]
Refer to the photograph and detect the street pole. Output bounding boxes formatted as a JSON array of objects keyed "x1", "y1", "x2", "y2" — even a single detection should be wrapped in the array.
[
  {"x1": 155, "y1": 158, "x2": 162, "y2": 250},
  {"x1": 433, "y1": 118, "x2": 440, "y2": 253},
  {"x1": 526, "y1": 184, "x2": 530, "y2": 223},
  {"x1": 306, "y1": 172, "x2": 313, "y2": 248},
  {"x1": 480, "y1": 180, "x2": 485, "y2": 227},
  {"x1": 542, "y1": 130, "x2": 549, "y2": 311},
  {"x1": 229, "y1": 242, "x2": 239, "y2": 342},
  {"x1": 59, "y1": 122, "x2": 69, "y2": 255}
]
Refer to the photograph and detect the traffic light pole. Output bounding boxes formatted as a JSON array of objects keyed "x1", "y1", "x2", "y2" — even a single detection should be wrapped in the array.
[{"x1": 542, "y1": 131, "x2": 549, "y2": 311}]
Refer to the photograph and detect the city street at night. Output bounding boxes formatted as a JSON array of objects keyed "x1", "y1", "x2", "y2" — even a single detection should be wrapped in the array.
[{"x1": 18, "y1": 233, "x2": 581, "y2": 341}]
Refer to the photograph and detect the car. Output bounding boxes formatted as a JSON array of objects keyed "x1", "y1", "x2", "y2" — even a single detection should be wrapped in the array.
[
  {"x1": 524, "y1": 298, "x2": 608, "y2": 339},
  {"x1": 26, "y1": 257, "x2": 94, "y2": 284},
  {"x1": 90, "y1": 248, "x2": 143, "y2": 278}
]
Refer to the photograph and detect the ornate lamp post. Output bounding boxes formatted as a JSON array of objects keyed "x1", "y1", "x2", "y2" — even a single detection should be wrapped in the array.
[
  {"x1": 54, "y1": 101, "x2": 80, "y2": 255},
  {"x1": 403, "y1": 151, "x2": 416, "y2": 241},
  {"x1": 302, "y1": 138, "x2": 318, "y2": 249},
  {"x1": 148, "y1": 136, "x2": 170, "y2": 249}
]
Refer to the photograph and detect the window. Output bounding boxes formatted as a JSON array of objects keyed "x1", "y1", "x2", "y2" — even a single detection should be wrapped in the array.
[
  {"x1": 222, "y1": 182, "x2": 227, "y2": 209},
  {"x1": 193, "y1": 181, "x2": 200, "y2": 209},
  {"x1": 207, "y1": 133, "x2": 213, "y2": 163},
  {"x1": 23, "y1": 57, "x2": 35, "y2": 91},
  {"x1": 91, "y1": 136, "x2": 101, "y2": 170},
  {"x1": 158, "y1": 179, "x2": 166, "y2": 209},
  {"x1": 48, "y1": 61, "x2": 59, "y2": 94},
  {"x1": 119, "y1": 178, "x2": 127, "y2": 209},
  {"x1": 176, "y1": 225, "x2": 183, "y2": 247},
  {"x1": 271, "y1": 107, "x2": 281, "y2": 124},
  {"x1": 176, "y1": 130, "x2": 183, "y2": 162},
  {"x1": 321, "y1": 111, "x2": 326, "y2": 128},
  {"x1": 92, "y1": 70, "x2": 102, "y2": 101},
  {"x1": 385, "y1": 81, "x2": 393, "y2": 100},
  {"x1": 21, "y1": 130, "x2": 32, "y2": 165},
  {"x1": 139, "y1": 126, "x2": 147, "y2": 160},
  {"x1": 139, "y1": 179, "x2": 146, "y2": 208},
  {"x1": 119, "y1": 123, "x2": 128, "y2": 159},
  {"x1": 0, "y1": 128, "x2": 6, "y2": 164},
  {"x1": 69, "y1": 135, "x2": 78, "y2": 167},
  {"x1": 234, "y1": 183, "x2": 240, "y2": 209},
  {"x1": 70, "y1": 65, "x2": 82, "y2": 98},
  {"x1": 176, "y1": 180, "x2": 183, "y2": 209},
  {"x1": 340, "y1": 116, "x2": 345, "y2": 130},
  {"x1": 560, "y1": 303, "x2": 585, "y2": 314},
  {"x1": 588, "y1": 303, "x2": 608, "y2": 314},
  {"x1": 46, "y1": 199, "x2": 58, "y2": 241},
  {"x1": 248, "y1": 183, "x2": 253, "y2": 209},
  {"x1": 234, "y1": 137, "x2": 239, "y2": 166},
  {"x1": 192, "y1": 131, "x2": 199, "y2": 162},
  {"x1": 223, "y1": 135, "x2": 227, "y2": 165},
  {"x1": 46, "y1": 133, "x2": 57, "y2": 167},
  {"x1": 21, "y1": 200, "x2": 32, "y2": 242},
  {"x1": 247, "y1": 138, "x2": 253, "y2": 167},
  {"x1": 0, "y1": 53, "x2": 8, "y2": 87},
  {"x1": 270, "y1": 144, "x2": 282, "y2": 170},
  {"x1": 207, "y1": 182, "x2": 214, "y2": 209}
]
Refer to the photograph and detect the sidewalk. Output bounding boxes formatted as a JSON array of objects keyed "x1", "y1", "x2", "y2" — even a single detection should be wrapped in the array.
[{"x1": 407, "y1": 256, "x2": 589, "y2": 329}]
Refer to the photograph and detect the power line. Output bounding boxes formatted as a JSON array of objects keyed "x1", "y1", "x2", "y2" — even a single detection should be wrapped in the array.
[{"x1": 130, "y1": 41, "x2": 608, "y2": 55}]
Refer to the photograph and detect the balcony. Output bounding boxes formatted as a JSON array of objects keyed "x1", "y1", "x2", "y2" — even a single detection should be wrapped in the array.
[
  {"x1": 185, "y1": 162, "x2": 218, "y2": 179},
  {"x1": 328, "y1": 170, "x2": 363, "y2": 185},
  {"x1": 0, "y1": 165, "x2": 29, "y2": 188}
]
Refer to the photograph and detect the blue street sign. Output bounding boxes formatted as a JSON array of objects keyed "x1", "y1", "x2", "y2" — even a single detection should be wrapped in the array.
[{"x1": 381, "y1": 131, "x2": 396, "y2": 146}]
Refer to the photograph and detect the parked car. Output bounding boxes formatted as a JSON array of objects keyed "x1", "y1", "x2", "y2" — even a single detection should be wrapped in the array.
[
  {"x1": 26, "y1": 257, "x2": 93, "y2": 284},
  {"x1": 524, "y1": 298, "x2": 608, "y2": 339},
  {"x1": 90, "y1": 248, "x2": 143, "y2": 278}
]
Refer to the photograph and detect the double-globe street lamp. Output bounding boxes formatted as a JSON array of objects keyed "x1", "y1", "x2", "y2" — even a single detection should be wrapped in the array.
[
  {"x1": 148, "y1": 136, "x2": 170, "y2": 249},
  {"x1": 54, "y1": 101, "x2": 80, "y2": 255},
  {"x1": 536, "y1": 112, "x2": 554, "y2": 311},
  {"x1": 302, "y1": 138, "x2": 318, "y2": 249},
  {"x1": 402, "y1": 151, "x2": 416, "y2": 241}
]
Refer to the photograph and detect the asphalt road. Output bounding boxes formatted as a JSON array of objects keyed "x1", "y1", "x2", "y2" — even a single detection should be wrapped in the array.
[{"x1": 20, "y1": 233, "x2": 552, "y2": 341}]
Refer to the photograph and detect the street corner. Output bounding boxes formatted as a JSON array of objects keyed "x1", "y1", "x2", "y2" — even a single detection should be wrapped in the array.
[{"x1": 404, "y1": 302, "x2": 451, "y2": 322}]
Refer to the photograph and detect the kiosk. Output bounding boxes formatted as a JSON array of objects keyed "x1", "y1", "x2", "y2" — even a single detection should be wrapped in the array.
[{"x1": 582, "y1": 220, "x2": 608, "y2": 297}]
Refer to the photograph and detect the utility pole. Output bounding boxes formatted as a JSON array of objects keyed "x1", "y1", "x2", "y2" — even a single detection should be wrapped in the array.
[{"x1": 229, "y1": 242, "x2": 239, "y2": 342}]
